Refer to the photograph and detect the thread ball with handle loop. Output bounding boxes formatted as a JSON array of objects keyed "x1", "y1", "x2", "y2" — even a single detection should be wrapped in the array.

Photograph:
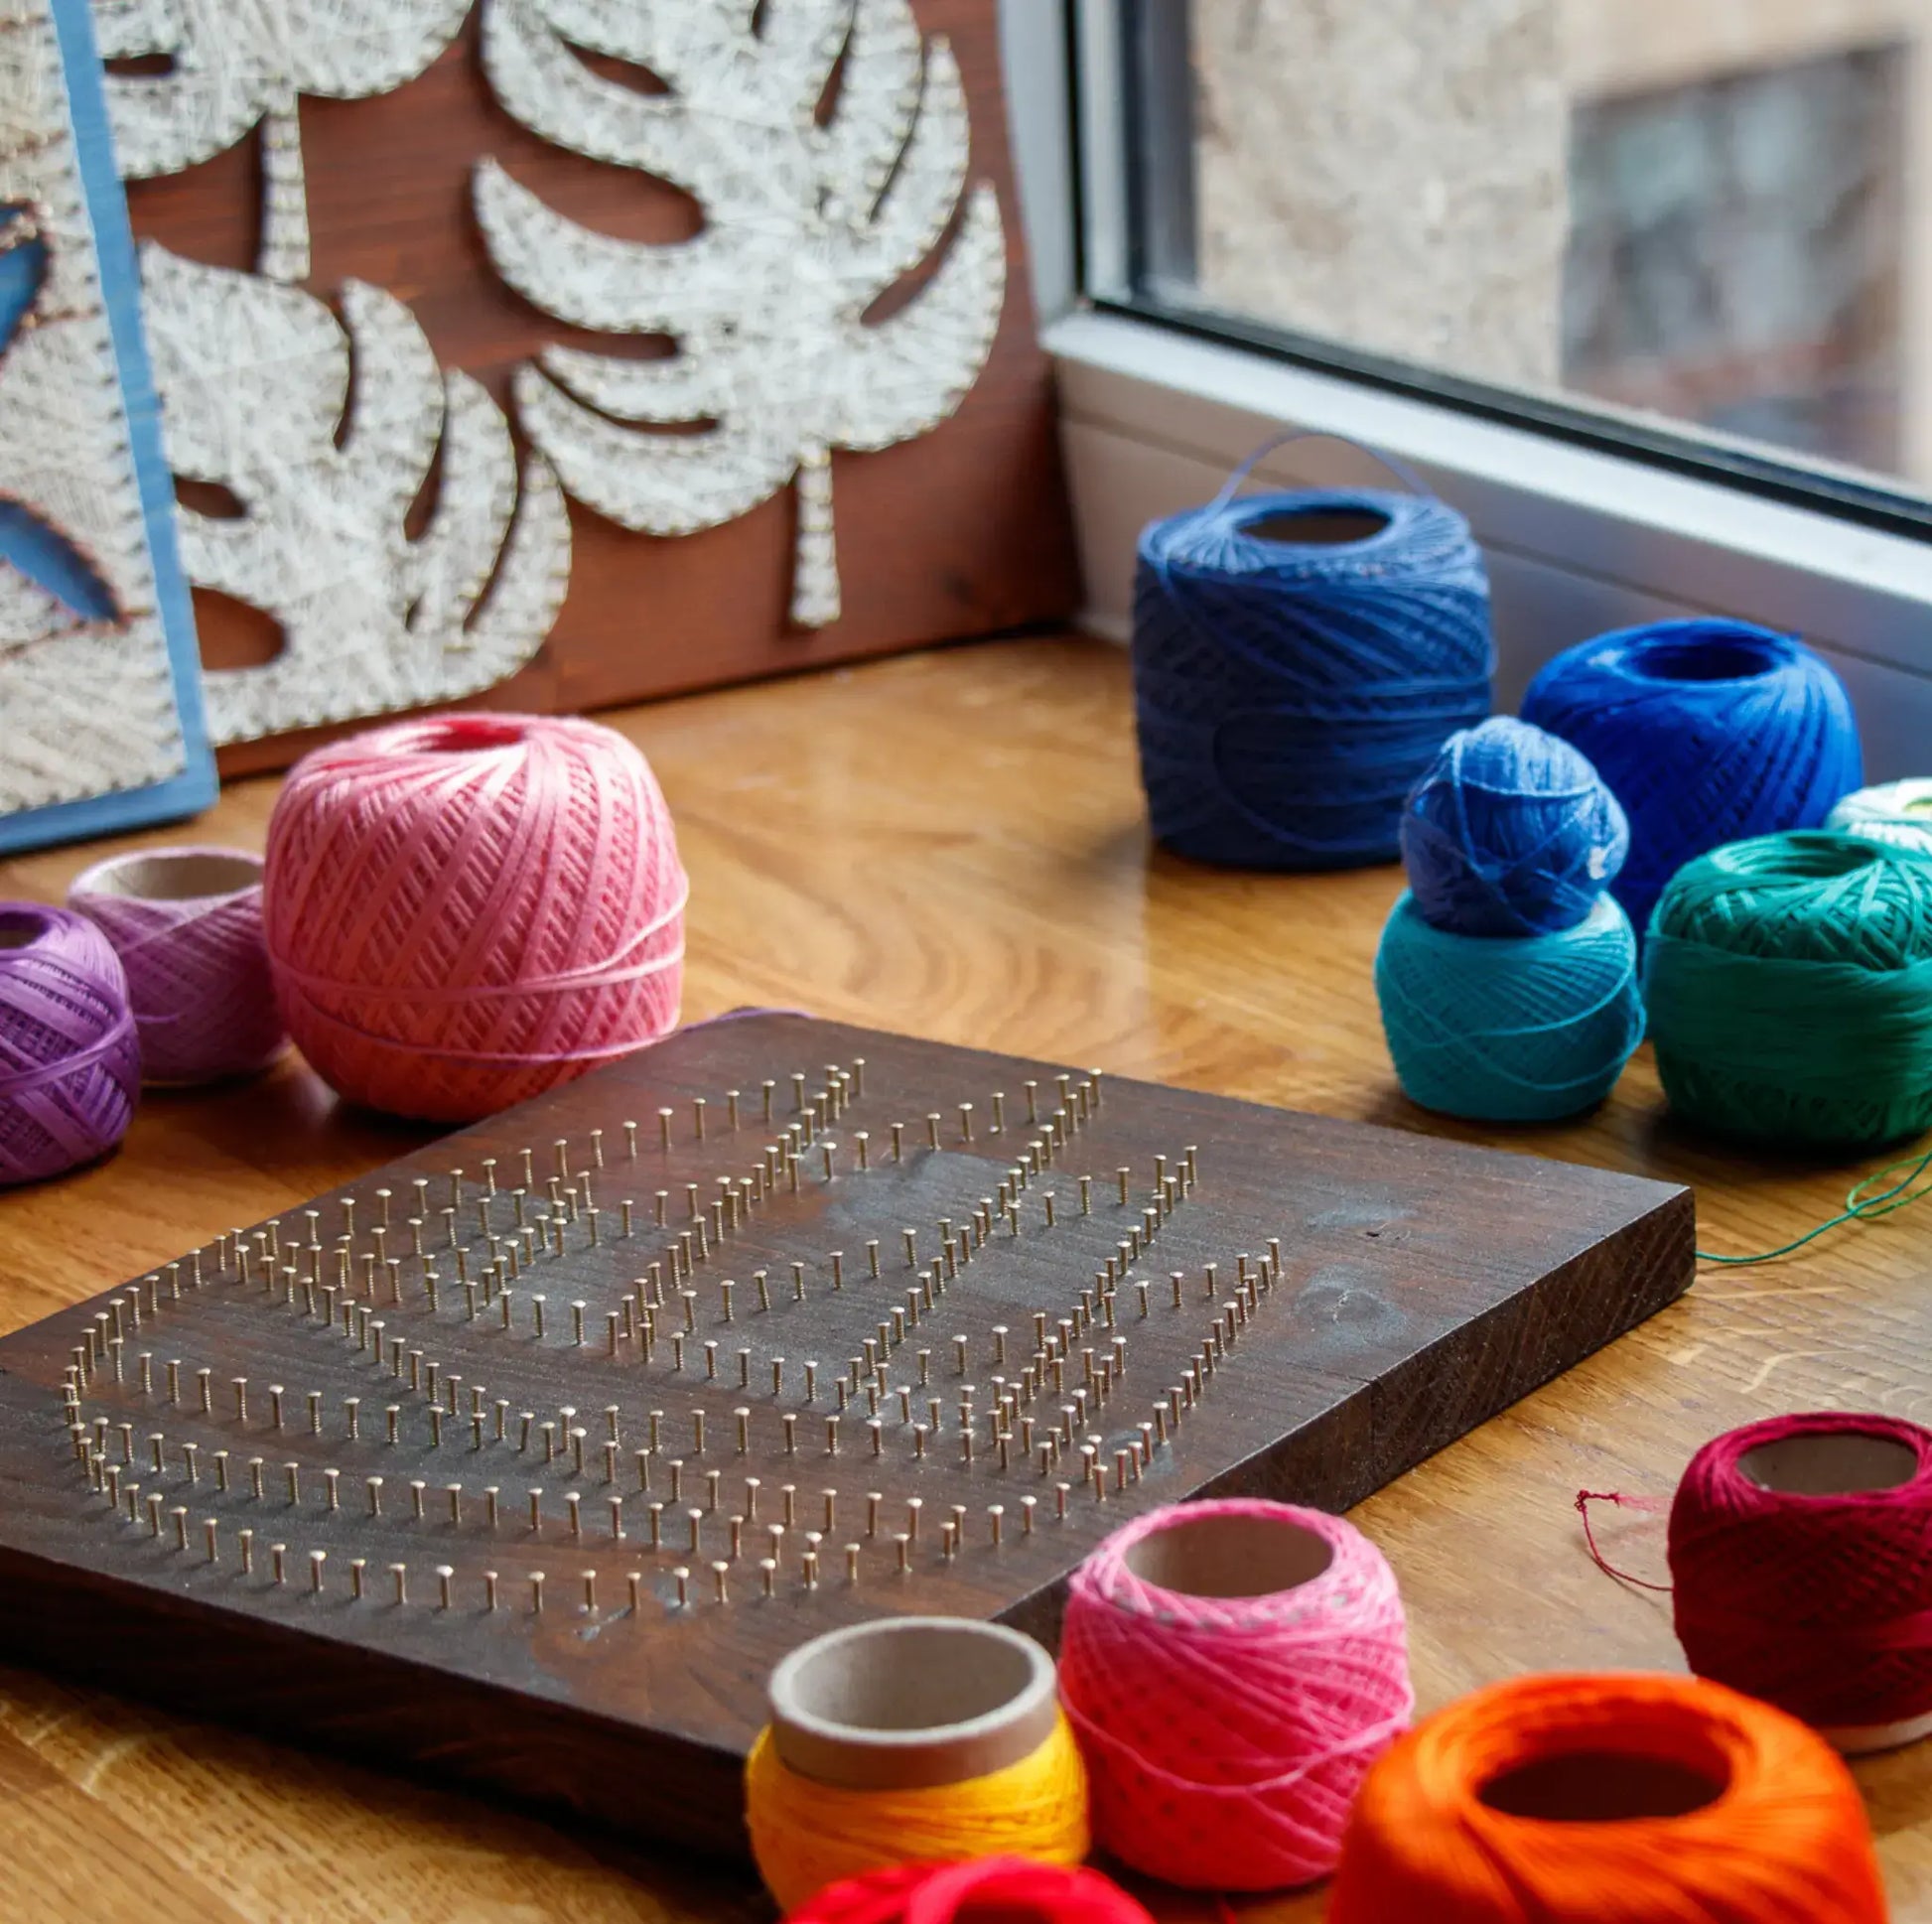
[{"x1": 1132, "y1": 433, "x2": 1493, "y2": 870}]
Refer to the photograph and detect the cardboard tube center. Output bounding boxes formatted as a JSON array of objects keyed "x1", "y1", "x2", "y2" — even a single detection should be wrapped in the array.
[
  {"x1": 82, "y1": 851, "x2": 262, "y2": 902},
  {"x1": 1123, "y1": 1509, "x2": 1334, "y2": 1598},
  {"x1": 768, "y1": 1618, "x2": 1058, "y2": 1792},
  {"x1": 1739, "y1": 1432, "x2": 1918, "y2": 1496}
]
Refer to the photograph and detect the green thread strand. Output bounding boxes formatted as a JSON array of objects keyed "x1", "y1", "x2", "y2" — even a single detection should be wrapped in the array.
[{"x1": 1695, "y1": 1141, "x2": 1932, "y2": 1266}]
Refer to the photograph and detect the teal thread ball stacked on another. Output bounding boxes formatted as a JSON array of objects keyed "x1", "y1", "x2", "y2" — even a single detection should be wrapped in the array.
[
  {"x1": 1377, "y1": 717, "x2": 1643, "y2": 1122},
  {"x1": 1644, "y1": 831, "x2": 1932, "y2": 1148},
  {"x1": 1375, "y1": 893, "x2": 1644, "y2": 1123}
]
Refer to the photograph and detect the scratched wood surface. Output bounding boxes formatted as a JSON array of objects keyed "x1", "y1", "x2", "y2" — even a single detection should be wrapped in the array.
[{"x1": 0, "y1": 635, "x2": 1926, "y2": 1919}]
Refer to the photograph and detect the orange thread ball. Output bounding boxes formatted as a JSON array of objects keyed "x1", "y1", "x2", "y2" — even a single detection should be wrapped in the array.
[{"x1": 1328, "y1": 1672, "x2": 1886, "y2": 1923}]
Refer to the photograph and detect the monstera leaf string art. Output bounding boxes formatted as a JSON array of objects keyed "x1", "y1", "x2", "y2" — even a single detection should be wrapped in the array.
[
  {"x1": 139, "y1": 245, "x2": 571, "y2": 746},
  {"x1": 475, "y1": 0, "x2": 1006, "y2": 627},
  {"x1": 92, "y1": 0, "x2": 470, "y2": 280}
]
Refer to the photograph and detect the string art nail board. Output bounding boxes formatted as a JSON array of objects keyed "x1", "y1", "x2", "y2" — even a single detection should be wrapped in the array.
[{"x1": 0, "y1": 1015, "x2": 1691, "y2": 1856}]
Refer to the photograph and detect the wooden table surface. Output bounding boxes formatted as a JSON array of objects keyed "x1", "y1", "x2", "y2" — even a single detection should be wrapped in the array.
[{"x1": 1, "y1": 634, "x2": 1925, "y2": 1922}]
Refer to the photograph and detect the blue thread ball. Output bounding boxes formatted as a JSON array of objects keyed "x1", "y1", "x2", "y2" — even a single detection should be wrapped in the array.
[
  {"x1": 1399, "y1": 717, "x2": 1628, "y2": 936},
  {"x1": 1132, "y1": 487, "x2": 1493, "y2": 870},
  {"x1": 1375, "y1": 892, "x2": 1644, "y2": 1122},
  {"x1": 1520, "y1": 618, "x2": 1863, "y2": 937}
]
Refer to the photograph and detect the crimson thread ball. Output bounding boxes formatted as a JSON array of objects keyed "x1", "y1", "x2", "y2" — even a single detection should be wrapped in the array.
[
  {"x1": 1670, "y1": 1412, "x2": 1932, "y2": 1738},
  {"x1": 263, "y1": 713, "x2": 687, "y2": 1123}
]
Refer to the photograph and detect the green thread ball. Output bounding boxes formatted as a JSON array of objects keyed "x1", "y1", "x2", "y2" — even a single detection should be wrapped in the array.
[{"x1": 1643, "y1": 830, "x2": 1932, "y2": 1147}]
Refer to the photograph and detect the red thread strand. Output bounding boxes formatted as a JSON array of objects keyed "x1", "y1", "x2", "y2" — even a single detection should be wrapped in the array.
[{"x1": 1575, "y1": 1490, "x2": 1674, "y2": 1593}]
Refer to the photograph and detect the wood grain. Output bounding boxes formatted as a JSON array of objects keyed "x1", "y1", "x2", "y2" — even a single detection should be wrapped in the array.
[
  {"x1": 0, "y1": 635, "x2": 1927, "y2": 1916},
  {"x1": 117, "y1": 0, "x2": 1077, "y2": 773}
]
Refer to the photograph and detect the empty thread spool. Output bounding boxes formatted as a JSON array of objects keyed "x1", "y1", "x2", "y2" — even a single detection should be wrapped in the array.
[
  {"x1": 1671, "y1": 1412, "x2": 1932, "y2": 1752},
  {"x1": 0, "y1": 902, "x2": 139, "y2": 1184},
  {"x1": 1132, "y1": 479, "x2": 1493, "y2": 870},
  {"x1": 1400, "y1": 717, "x2": 1628, "y2": 936},
  {"x1": 1375, "y1": 892, "x2": 1644, "y2": 1123},
  {"x1": 1828, "y1": 777, "x2": 1932, "y2": 856},
  {"x1": 1326, "y1": 1672, "x2": 1886, "y2": 1923},
  {"x1": 1643, "y1": 829, "x2": 1932, "y2": 1147},
  {"x1": 1521, "y1": 618, "x2": 1863, "y2": 937},
  {"x1": 748, "y1": 1617, "x2": 1088, "y2": 1910},
  {"x1": 782, "y1": 1857, "x2": 1157, "y2": 1924},
  {"x1": 263, "y1": 713, "x2": 687, "y2": 1122},
  {"x1": 69, "y1": 846, "x2": 285, "y2": 1085},
  {"x1": 1059, "y1": 1499, "x2": 1413, "y2": 1889}
]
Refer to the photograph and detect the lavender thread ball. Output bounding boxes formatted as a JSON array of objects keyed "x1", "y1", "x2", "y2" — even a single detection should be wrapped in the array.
[{"x1": 0, "y1": 902, "x2": 139, "y2": 1184}]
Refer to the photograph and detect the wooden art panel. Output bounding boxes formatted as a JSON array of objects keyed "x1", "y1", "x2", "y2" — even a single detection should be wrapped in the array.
[
  {"x1": 106, "y1": 0, "x2": 1077, "y2": 773},
  {"x1": 0, "y1": 1016, "x2": 1692, "y2": 1857}
]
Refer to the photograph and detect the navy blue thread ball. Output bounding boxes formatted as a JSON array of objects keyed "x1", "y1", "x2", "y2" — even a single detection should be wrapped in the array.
[
  {"x1": 1521, "y1": 618, "x2": 1863, "y2": 937},
  {"x1": 1132, "y1": 487, "x2": 1494, "y2": 870},
  {"x1": 1400, "y1": 717, "x2": 1629, "y2": 937}
]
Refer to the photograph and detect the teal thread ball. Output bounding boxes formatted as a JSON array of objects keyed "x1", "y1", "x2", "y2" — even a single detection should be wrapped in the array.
[
  {"x1": 1374, "y1": 892, "x2": 1644, "y2": 1122},
  {"x1": 1643, "y1": 830, "x2": 1932, "y2": 1147}
]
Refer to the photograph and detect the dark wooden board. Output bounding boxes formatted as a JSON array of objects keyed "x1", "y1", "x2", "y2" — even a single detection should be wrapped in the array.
[
  {"x1": 115, "y1": 0, "x2": 1078, "y2": 773},
  {"x1": 0, "y1": 1016, "x2": 1693, "y2": 1857}
]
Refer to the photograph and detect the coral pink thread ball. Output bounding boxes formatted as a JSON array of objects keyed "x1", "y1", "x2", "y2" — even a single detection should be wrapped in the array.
[{"x1": 263, "y1": 713, "x2": 687, "y2": 1123}]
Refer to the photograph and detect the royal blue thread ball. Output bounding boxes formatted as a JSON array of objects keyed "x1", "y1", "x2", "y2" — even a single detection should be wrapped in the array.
[
  {"x1": 1132, "y1": 486, "x2": 1494, "y2": 870},
  {"x1": 1400, "y1": 717, "x2": 1629, "y2": 936},
  {"x1": 1520, "y1": 618, "x2": 1863, "y2": 937},
  {"x1": 1375, "y1": 892, "x2": 1644, "y2": 1123}
]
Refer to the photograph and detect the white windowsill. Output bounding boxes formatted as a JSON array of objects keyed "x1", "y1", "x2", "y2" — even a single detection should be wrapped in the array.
[{"x1": 1048, "y1": 309, "x2": 1932, "y2": 778}]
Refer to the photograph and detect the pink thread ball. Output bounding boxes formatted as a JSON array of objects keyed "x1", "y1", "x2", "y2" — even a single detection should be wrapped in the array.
[
  {"x1": 69, "y1": 846, "x2": 286, "y2": 1085},
  {"x1": 0, "y1": 901, "x2": 140, "y2": 1184},
  {"x1": 263, "y1": 713, "x2": 688, "y2": 1123},
  {"x1": 1058, "y1": 1498, "x2": 1414, "y2": 1890}
]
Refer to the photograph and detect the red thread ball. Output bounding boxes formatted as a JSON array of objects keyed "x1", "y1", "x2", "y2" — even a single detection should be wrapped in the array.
[
  {"x1": 263, "y1": 713, "x2": 687, "y2": 1122},
  {"x1": 1671, "y1": 1410, "x2": 1932, "y2": 1739},
  {"x1": 783, "y1": 1858, "x2": 1155, "y2": 1924}
]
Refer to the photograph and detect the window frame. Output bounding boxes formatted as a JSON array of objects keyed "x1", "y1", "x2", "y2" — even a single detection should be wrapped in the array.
[{"x1": 1002, "y1": 0, "x2": 1932, "y2": 773}]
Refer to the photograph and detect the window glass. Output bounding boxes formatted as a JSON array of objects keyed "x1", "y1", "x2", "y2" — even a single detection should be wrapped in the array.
[{"x1": 1135, "y1": 0, "x2": 1928, "y2": 491}]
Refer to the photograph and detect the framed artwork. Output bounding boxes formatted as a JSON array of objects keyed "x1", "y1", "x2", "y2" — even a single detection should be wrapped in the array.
[{"x1": 0, "y1": 0, "x2": 213, "y2": 853}]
